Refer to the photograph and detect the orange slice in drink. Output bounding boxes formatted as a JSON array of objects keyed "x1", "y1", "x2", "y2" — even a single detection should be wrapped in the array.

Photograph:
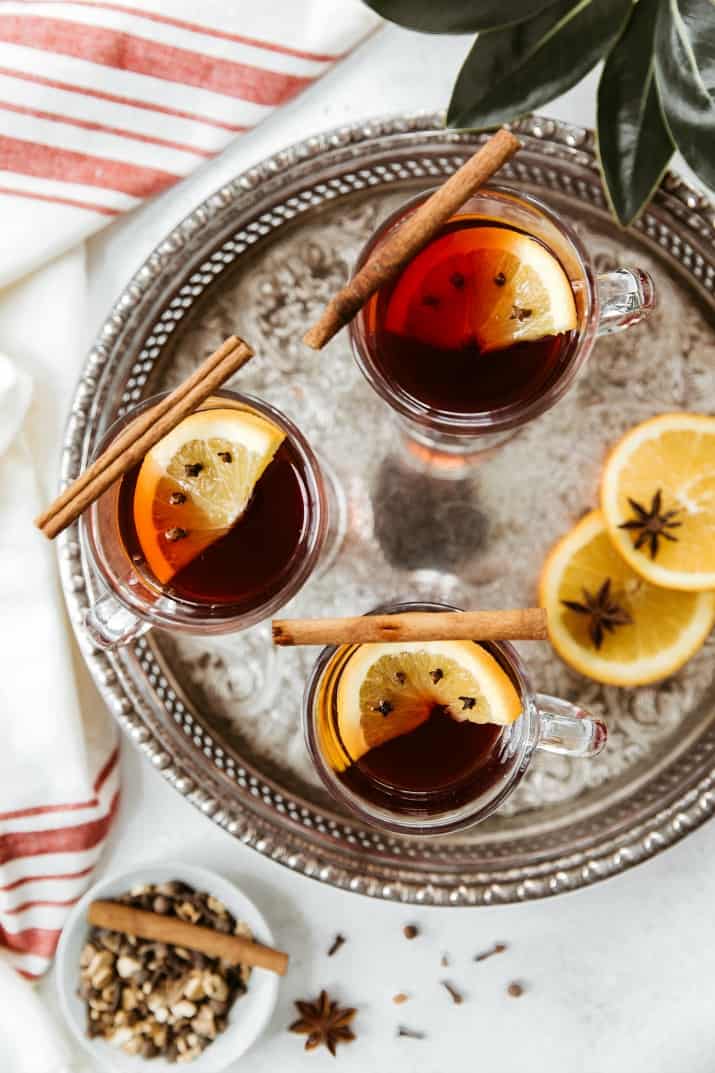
[
  {"x1": 384, "y1": 225, "x2": 577, "y2": 353},
  {"x1": 132, "y1": 408, "x2": 285, "y2": 584},
  {"x1": 327, "y1": 640, "x2": 522, "y2": 771}
]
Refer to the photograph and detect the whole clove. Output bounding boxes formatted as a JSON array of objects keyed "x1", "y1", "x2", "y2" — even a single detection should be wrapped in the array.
[
  {"x1": 327, "y1": 934, "x2": 346, "y2": 957},
  {"x1": 397, "y1": 1026, "x2": 425, "y2": 1040},
  {"x1": 474, "y1": 941, "x2": 507, "y2": 962},
  {"x1": 441, "y1": 981, "x2": 464, "y2": 1005}
]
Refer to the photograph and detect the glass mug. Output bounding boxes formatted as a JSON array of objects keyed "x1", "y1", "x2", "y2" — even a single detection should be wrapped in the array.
[
  {"x1": 303, "y1": 601, "x2": 607, "y2": 836},
  {"x1": 81, "y1": 390, "x2": 341, "y2": 649},
  {"x1": 350, "y1": 184, "x2": 656, "y2": 460}
]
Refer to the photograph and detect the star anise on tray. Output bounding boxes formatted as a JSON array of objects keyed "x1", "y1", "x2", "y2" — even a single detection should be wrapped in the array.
[
  {"x1": 562, "y1": 579, "x2": 632, "y2": 650},
  {"x1": 618, "y1": 489, "x2": 682, "y2": 559},
  {"x1": 289, "y1": 990, "x2": 357, "y2": 1056}
]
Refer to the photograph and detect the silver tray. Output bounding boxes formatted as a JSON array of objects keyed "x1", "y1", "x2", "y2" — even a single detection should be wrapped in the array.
[{"x1": 59, "y1": 114, "x2": 715, "y2": 905}]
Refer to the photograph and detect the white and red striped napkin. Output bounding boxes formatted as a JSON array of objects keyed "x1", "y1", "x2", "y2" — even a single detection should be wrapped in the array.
[
  {"x1": 0, "y1": 0, "x2": 380, "y2": 286},
  {"x1": 0, "y1": 345, "x2": 120, "y2": 980}
]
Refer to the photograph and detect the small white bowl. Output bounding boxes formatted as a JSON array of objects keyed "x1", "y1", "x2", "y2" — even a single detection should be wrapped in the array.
[{"x1": 56, "y1": 862, "x2": 280, "y2": 1073}]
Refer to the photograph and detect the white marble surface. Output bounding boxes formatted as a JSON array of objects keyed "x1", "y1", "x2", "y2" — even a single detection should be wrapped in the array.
[{"x1": 38, "y1": 21, "x2": 715, "y2": 1073}]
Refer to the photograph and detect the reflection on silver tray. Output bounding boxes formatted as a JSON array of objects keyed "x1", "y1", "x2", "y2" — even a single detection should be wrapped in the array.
[{"x1": 59, "y1": 114, "x2": 715, "y2": 904}]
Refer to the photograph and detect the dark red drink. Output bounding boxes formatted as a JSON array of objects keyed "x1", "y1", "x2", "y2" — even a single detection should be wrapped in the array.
[
  {"x1": 360, "y1": 215, "x2": 578, "y2": 417},
  {"x1": 117, "y1": 437, "x2": 310, "y2": 611}
]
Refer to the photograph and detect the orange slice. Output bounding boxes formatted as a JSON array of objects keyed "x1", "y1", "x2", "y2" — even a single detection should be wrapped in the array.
[
  {"x1": 383, "y1": 225, "x2": 577, "y2": 353},
  {"x1": 324, "y1": 640, "x2": 522, "y2": 772},
  {"x1": 132, "y1": 407, "x2": 285, "y2": 584},
  {"x1": 540, "y1": 510, "x2": 715, "y2": 686},
  {"x1": 601, "y1": 412, "x2": 715, "y2": 591}
]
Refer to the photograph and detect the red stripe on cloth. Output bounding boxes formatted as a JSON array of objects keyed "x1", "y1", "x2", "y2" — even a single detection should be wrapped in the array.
[
  {"x1": 0, "y1": 798, "x2": 97, "y2": 822},
  {"x1": 2, "y1": 895, "x2": 81, "y2": 915},
  {"x1": 0, "y1": 15, "x2": 312, "y2": 107},
  {"x1": 0, "y1": 747, "x2": 116, "y2": 823},
  {"x1": 0, "y1": 865, "x2": 95, "y2": 892},
  {"x1": 0, "y1": 925, "x2": 62, "y2": 956},
  {"x1": 93, "y1": 746, "x2": 119, "y2": 793},
  {"x1": 61, "y1": 0, "x2": 347, "y2": 62},
  {"x1": 0, "y1": 184, "x2": 119, "y2": 215},
  {"x1": 0, "y1": 790, "x2": 119, "y2": 865},
  {"x1": 0, "y1": 100, "x2": 213, "y2": 158},
  {"x1": 0, "y1": 136, "x2": 177, "y2": 197},
  {"x1": 0, "y1": 66, "x2": 248, "y2": 132}
]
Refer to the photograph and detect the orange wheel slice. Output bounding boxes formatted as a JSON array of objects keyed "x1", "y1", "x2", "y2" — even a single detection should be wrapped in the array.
[
  {"x1": 540, "y1": 510, "x2": 715, "y2": 686},
  {"x1": 601, "y1": 412, "x2": 715, "y2": 591},
  {"x1": 132, "y1": 407, "x2": 285, "y2": 584},
  {"x1": 383, "y1": 226, "x2": 577, "y2": 353},
  {"x1": 325, "y1": 640, "x2": 522, "y2": 772}
]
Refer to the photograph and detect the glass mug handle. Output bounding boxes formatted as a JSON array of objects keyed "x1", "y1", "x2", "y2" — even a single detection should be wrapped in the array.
[
  {"x1": 595, "y1": 268, "x2": 656, "y2": 336},
  {"x1": 534, "y1": 694, "x2": 607, "y2": 758},
  {"x1": 84, "y1": 590, "x2": 150, "y2": 650}
]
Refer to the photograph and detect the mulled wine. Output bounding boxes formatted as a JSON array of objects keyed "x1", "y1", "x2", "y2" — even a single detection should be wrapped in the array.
[
  {"x1": 117, "y1": 436, "x2": 310, "y2": 611},
  {"x1": 360, "y1": 215, "x2": 578, "y2": 417},
  {"x1": 311, "y1": 638, "x2": 522, "y2": 819}
]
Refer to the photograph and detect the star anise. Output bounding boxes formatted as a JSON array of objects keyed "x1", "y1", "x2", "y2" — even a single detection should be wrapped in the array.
[
  {"x1": 562, "y1": 578, "x2": 632, "y2": 650},
  {"x1": 618, "y1": 489, "x2": 682, "y2": 559},
  {"x1": 289, "y1": 990, "x2": 357, "y2": 1056}
]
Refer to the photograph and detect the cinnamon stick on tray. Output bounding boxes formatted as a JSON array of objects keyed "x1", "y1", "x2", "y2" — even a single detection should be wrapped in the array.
[
  {"x1": 88, "y1": 900, "x2": 289, "y2": 976},
  {"x1": 272, "y1": 608, "x2": 548, "y2": 647},
  {"x1": 303, "y1": 127, "x2": 522, "y2": 350}
]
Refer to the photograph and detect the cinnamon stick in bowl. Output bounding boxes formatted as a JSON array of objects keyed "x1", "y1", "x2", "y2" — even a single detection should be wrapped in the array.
[
  {"x1": 88, "y1": 900, "x2": 289, "y2": 976},
  {"x1": 303, "y1": 127, "x2": 522, "y2": 350},
  {"x1": 272, "y1": 608, "x2": 548, "y2": 647}
]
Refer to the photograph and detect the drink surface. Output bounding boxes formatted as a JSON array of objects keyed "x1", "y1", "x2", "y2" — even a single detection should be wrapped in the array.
[
  {"x1": 364, "y1": 218, "x2": 577, "y2": 416},
  {"x1": 117, "y1": 438, "x2": 310, "y2": 608},
  {"x1": 340, "y1": 708, "x2": 504, "y2": 809}
]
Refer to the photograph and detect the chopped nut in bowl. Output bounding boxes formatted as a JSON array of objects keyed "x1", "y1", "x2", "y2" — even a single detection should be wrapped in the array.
[{"x1": 56, "y1": 864, "x2": 280, "y2": 1072}]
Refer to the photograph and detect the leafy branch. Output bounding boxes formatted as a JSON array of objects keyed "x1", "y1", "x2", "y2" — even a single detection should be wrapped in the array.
[{"x1": 364, "y1": 0, "x2": 715, "y2": 225}]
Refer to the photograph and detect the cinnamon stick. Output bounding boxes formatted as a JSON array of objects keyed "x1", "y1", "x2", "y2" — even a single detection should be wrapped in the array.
[
  {"x1": 272, "y1": 608, "x2": 548, "y2": 647},
  {"x1": 88, "y1": 900, "x2": 289, "y2": 976},
  {"x1": 38, "y1": 336, "x2": 253, "y2": 540},
  {"x1": 303, "y1": 128, "x2": 521, "y2": 350}
]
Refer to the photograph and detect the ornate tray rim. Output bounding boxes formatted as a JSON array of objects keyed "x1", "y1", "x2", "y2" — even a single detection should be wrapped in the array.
[{"x1": 57, "y1": 112, "x2": 715, "y2": 906}]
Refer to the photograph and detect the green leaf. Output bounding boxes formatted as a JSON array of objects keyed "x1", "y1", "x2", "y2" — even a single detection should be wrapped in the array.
[
  {"x1": 447, "y1": 0, "x2": 633, "y2": 131},
  {"x1": 597, "y1": 0, "x2": 674, "y2": 225},
  {"x1": 655, "y1": 0, "x2": 715, "y2": 189},
  {"x1": 362, "y1": 0, "x2": 554, "y2": 34}
]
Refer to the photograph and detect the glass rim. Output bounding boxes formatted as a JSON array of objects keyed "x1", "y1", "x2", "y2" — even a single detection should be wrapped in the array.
[
  {"x1": 82, "y1": 387, "x2": 328, "y2": 633},
  {"x1": 302, "y1": 599, "x2": 538, "y2": 836},
  {"x1": 348, "y1": 182, "x2": 599, "y2": 436}
]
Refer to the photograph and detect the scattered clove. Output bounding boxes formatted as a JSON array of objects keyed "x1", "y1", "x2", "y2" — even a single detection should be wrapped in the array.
[
  {"x1": 441, "y1": 981, "x2": 463, "y2": 1005},
  {"x1": 397, "y1": 1026, "x2": 425, "y2": 1040},
  {"x1": 327, "y1": 934, "x2": 345, "y2": 957},
  {"x1": 474, "y1": 942, "x2": 507, "y2": 962}
]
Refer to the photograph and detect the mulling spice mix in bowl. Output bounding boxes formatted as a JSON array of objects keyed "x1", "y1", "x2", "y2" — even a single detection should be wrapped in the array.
[{"x1": 56, "y1": 864, "x2": 281, "y2": 1072}]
